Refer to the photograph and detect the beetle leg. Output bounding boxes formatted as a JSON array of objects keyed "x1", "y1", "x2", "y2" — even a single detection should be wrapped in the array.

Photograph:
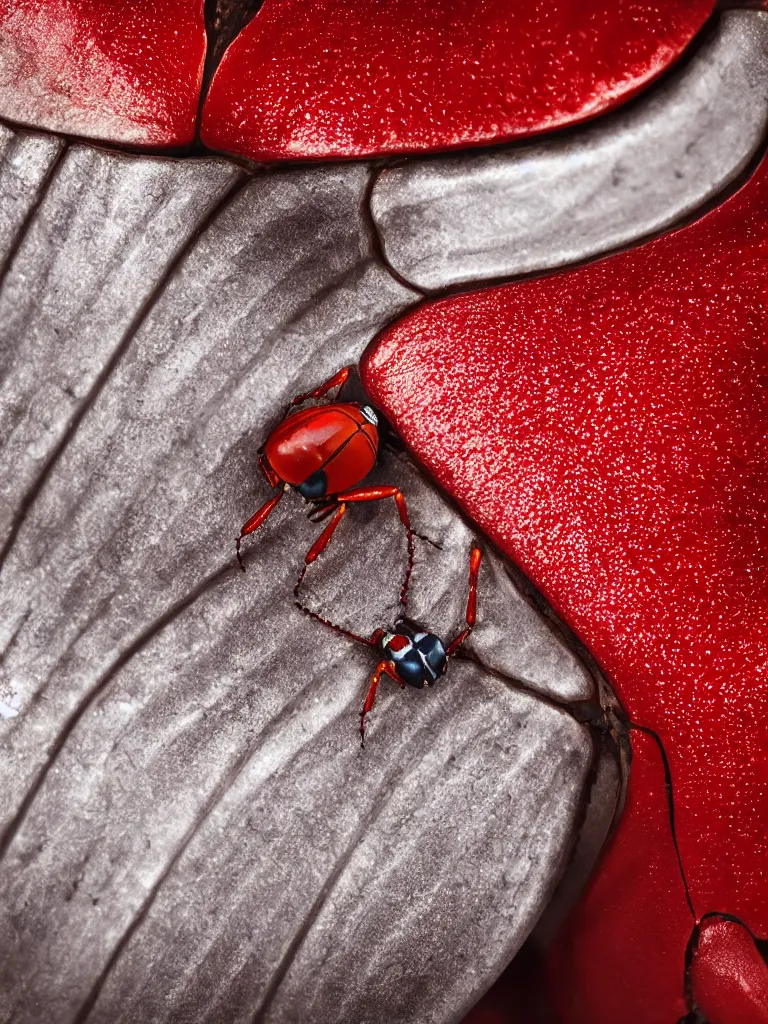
[
  {"x1": 258, "y1": 453, "x2": 281, "y2": 489},
  {"x1": 446, "y1": 545, "x2": 483, "y2": 656},
  {"x1": 333, "y1": 485, "x2": 414, "y2": 607},
  {"x1": 361, "y1": 660, "x2": 402, "y2": 747},
  {"x1": 294, "y1": 504, "x2": 347, "y2": 596},
  {"x1": 293, "y1": 504, "x2": 386, "y2": 649},
  {"x1": 306, "y1": 500, "x2": 338, "y2": 524},
  {"x1": 293, "y1": 598, "x2": 377, "y2": 648},
  {"x1": 288, "y1": 366, "x2": 352, "y2": 410},
  {"x1": 236, "y1": 490, "x2": 285, "y2": 571}
]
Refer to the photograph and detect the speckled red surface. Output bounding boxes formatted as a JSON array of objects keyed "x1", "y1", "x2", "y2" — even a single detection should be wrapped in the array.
[
  {"x1": 0, "y1": 0, "x2": 205, "y2": 146},
  {"x1": 691, "y1": 917, "x2": 768, "y2": 1024},
  {"x1": 363, "y1": 148, "x2": 768, "y2": 1017},
  {"x1": 0, "y1": 1, "x2": 715, "y2": 158},
  {"x1": 200, "y1": 0, "x2": 713, "y2": 160}
]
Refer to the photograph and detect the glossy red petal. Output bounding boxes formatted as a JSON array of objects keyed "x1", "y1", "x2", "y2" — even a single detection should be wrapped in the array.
[
  {"x1": 201, "y1": 0, "x2": 713, "y2": 161},
  {"x1": 362, "y1": 152, "x2": 768, "y2": 1016},
  {"x1": 546, "y1": 730, "x2": 692, "y2": 1023},
  {"x1": 0, "y1": 0, "x2": 206, "y2": 146},
  {"x1": 691, "y1": 918, "x2": 768, "y2": 1024}
]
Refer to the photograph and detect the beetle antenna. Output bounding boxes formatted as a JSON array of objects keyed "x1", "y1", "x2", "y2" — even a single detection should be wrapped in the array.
[
  {"x1": 399, "y1": 514, "x2": 415, "y2": 610},
  {"x1": 235, "y1": 490, "x2": 285, "y2": 572},
  {"x1": 294, "y1": 561, "x2": 377, "y2": 647},
  {"x1": 294, "y1": 599, "x2": 377, "y2": 648}
]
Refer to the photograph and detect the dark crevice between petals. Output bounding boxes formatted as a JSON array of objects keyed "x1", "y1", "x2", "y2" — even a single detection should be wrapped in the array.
[
  {"x1": 205, "y1": 0, "x2": 268, "y2": 75},
  {"x1": 629, "y1": 722, "x2": 696, "y2": 921},
  {"x1": 197, "y1": 0, "x2": 269, "y2": 143}
]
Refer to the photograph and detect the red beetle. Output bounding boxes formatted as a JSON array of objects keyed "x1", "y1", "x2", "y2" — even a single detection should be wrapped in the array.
[{"x1": 236, "y1": 366, "x2": 413, "y2": 592}]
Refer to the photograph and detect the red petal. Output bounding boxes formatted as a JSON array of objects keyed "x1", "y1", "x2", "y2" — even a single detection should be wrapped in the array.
[
  {"x1": 362, "y1": 152, "x2": 768, "y2": 1016},
  {"x1": 691, "y1": 918, "x2": 768, "y2": 1024},
  {"x1": 546, "y1": 730, "x2": 691, "y2": 1023},
  {"x1": 201, "y1": 0, "x2": 713, "y2": 160},
  {"x1": 0, "y1": 0, "x2": 206, "y2": 147}
]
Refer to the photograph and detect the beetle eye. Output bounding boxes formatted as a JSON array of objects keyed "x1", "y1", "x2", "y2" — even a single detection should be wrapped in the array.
[{"x1": 361, "y1": 405, "x2": 378, "y2": 426}]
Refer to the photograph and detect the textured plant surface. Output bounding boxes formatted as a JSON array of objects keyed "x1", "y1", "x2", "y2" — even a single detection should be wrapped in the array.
[{"x1": 1, "y1": 4, "x2": 768, "y2": 1023}]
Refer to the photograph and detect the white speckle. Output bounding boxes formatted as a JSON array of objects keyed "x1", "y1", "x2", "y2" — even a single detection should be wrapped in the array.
[{"x1": 0, "y1": 699, "x2": 19, "y2": 719}]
